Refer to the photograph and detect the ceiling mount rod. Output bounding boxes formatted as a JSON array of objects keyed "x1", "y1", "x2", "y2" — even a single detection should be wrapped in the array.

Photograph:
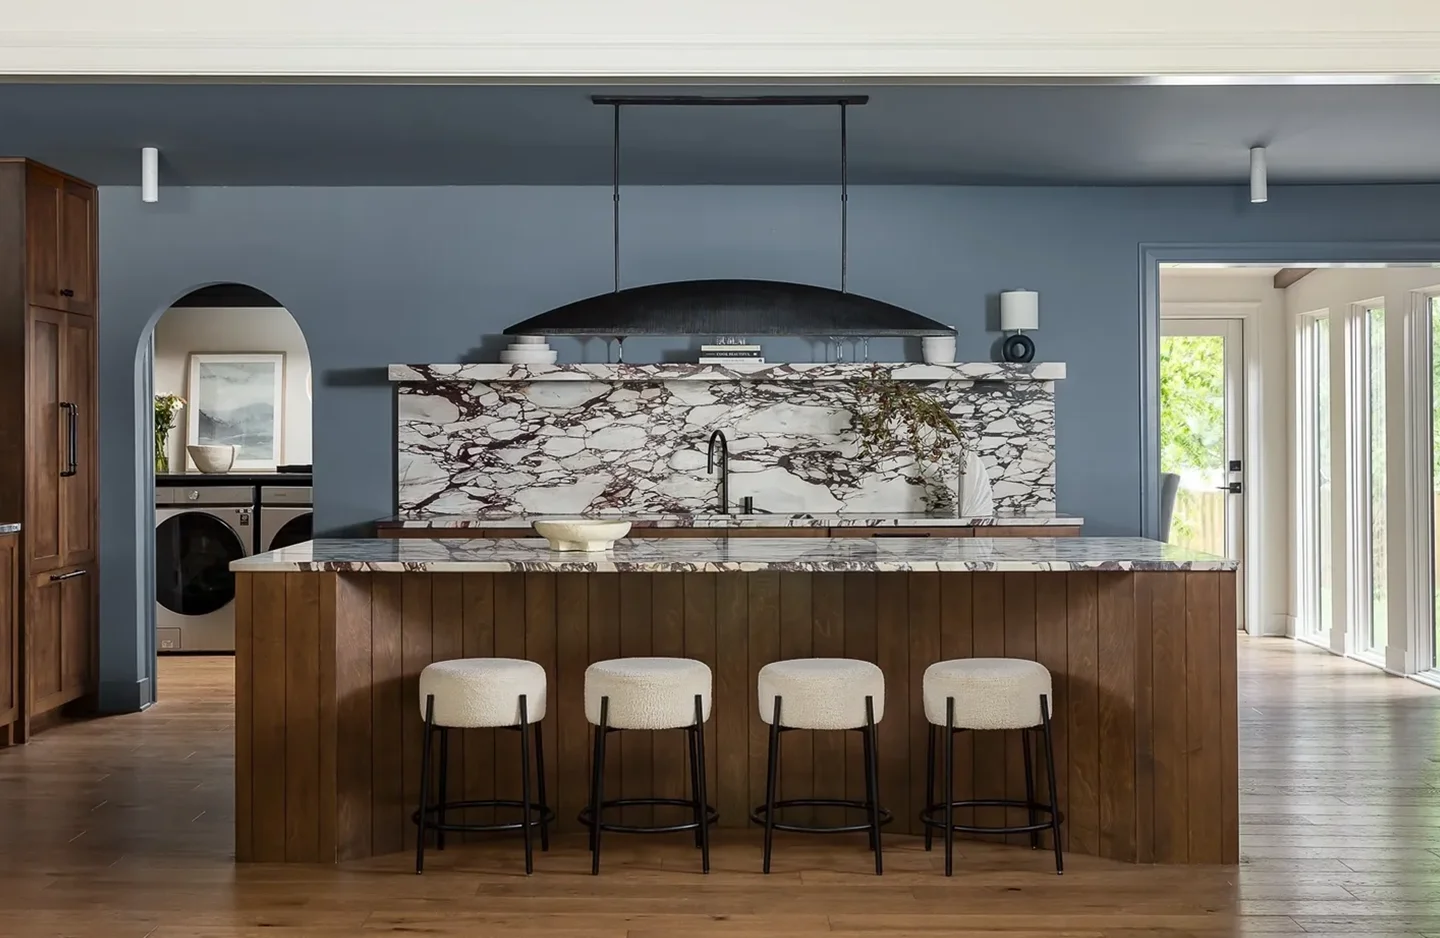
[
  {"x1": 591, "y1": 95, "x2": 869, "y2": 107},
  {"x1": 612, "y1": 103, "x2": 620, "y2": 295},
  {"x1": 840, "y1": 101, "x2": 848, "y2": 295}
]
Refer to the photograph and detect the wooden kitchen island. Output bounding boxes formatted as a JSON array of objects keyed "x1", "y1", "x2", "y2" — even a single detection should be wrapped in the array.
[{"x1": 230, "y1": 536, "x2": 1237, "y2": 867}]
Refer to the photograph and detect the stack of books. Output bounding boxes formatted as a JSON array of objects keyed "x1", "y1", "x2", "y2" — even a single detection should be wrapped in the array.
[{"x1": 698, "y1": 344, "x2": 764, "y2": 365}]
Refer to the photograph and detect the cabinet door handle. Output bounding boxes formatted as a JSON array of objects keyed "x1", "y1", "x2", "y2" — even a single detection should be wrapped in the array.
[
  {"x1": 59, "y1": 402, "x2": 78, "y2": 477},
  {"x1": 59, "y1": 288, "x2": 75, "y2": 298},
  {"x1": 49, "y1": 568, "x2": 87, "y2": 582}
]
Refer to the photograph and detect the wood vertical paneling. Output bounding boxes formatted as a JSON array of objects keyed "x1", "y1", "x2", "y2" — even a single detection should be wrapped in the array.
[
  {"x1": 811, "y1": 573, "x2": 847, "y2": 826},
  {"x1": 1132, "y1": 573, "x2": 1156, "y2": 864},
  {"x1": 778, "y1": 573, "x2": 814, "y2": 825},
  {"x1": 431, "y1": 574, "x2": 465, "y2": 839},
  {"x1": 1096, "y1": 573, "x2": 1137, "y2": 861},
  {"x1": 370, "y1": 576, "x2": 405, "y2": 855},
  {"x1": 1185, "y1": 572, "x2": 1223, "y2": 863},
  {"x1": 907, "y1": 573, "x2": 940, "y2": 833},
  {"x1": 970, "y1": 574, "x2": 1006, "y2": 840},
  {"x1": 682, "y1": 574, "x2": 719, "y2": 810},
  {"x1": 1033, "y1": 572, "x2": 1068, "y2": 852},
  {"x1": 1066, "y1": 572, "x2": 1100, "y2": 857},
  {"x1": 619, "y1": 574, "x2": 654, "y2": 825},
  {"x1": 461, "y1": 574, "x2": 496, "y2": 830},
  {"x1": 714, "y1": 574, "x2": 749, "y2": 828},
  {"x1": 1150, "y1": 572, "x2": 1188, "y2": 863},
  {"x1": 842, "y1": 574, "x2": 877, "y2": 814},
  {"x1": 333, "y1": 574, "x2": 373, "y2": 861},
  {"x1": 747, "y1": 573, "x2": 781, "y2": 818},
  {"x1": 1218, "y1": 572, "x2": 1240, "y2": 864},
  {"x1": 493, "y1": 576, "x2": 527, "y2": 818},
  {"x1": 650, "y1": 575, "x2": 687, "y2": 812},
  {"x1": 588, "y1": 576, "x2": 623, "y2": 821},
  {"x1": 233, "y1": 573, "x2": 254, "y2": 861},
  {"x1": 556, "y1": 574, "x2": 590, "y2": 830},
  {"x1": 1002, "y1": 573, "x2": 1037, "y2": 842},
  {"x1": 524, "y1": 574, "x2": 559, "y2": 827},
  {"x1": 938, "y1": 574, "x2": 975, "y2": 826},
  {"x1": 875, "y1": 574, "x2": 910, "y2": 827},
  {"x1": 250, "y1": 572, "x2": 288, "y2": 861},
  {"x1": 399, "y1": 576, "x2": 433, "y2": 852},
  {"x1": 317, "y1": 573, "x2": 339, "y2": 862}
]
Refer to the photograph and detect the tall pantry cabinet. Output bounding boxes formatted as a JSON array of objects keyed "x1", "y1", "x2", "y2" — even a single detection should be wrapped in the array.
[{"x1": 0, "y1": 159, "x2": 99, "y2": 743}]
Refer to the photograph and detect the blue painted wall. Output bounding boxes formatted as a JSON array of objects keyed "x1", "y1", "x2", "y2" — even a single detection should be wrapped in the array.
[{"x1": 97, "y1": 183, "x2": 1440, "y2": 708}]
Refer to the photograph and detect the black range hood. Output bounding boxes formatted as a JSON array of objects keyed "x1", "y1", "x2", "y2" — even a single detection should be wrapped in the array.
[
  {"x1": 505, "y1": 278, "x2": 953, "y2": 337},
  {"x1": 508, "y1": 95, "x2": 956, "y2": 341}
]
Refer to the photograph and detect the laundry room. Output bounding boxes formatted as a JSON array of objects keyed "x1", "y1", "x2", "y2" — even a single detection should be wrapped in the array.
[{"x1": 151, "y1": 283, "x2": 312, "y2": 671}]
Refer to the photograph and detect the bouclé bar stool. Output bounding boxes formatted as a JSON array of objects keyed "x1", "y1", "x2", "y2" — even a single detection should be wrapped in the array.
[
  {"x1": 752, "y1": 658, "x2": 890, "y2": 875},
  {"x1": 920, "y1": 657, "x2": 1064, "y2": 876},
  {"x1": 581, "y1": 657, "x2": 716, "y2": 874},
  {"x1": 414, "y1": 658, "x2": 554, "y2": 874}
]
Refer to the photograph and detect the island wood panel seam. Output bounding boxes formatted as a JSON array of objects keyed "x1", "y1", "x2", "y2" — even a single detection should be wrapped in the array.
[{"x1": 235, "y1": 570, "x2": 1237, "y2": 866}]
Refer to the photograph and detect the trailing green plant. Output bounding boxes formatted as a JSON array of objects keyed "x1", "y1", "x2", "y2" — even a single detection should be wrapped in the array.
[{"x1": 849, "y1": 365, "x2": 964, "y2": 464}]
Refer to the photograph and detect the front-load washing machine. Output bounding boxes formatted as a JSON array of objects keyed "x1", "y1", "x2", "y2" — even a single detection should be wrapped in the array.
[
  {"x1": 260, "y1": 485, "x2": 312, "y2": 552},
  {"x1": 156, "y1": 486, "x2": 253, "y2": 653}
]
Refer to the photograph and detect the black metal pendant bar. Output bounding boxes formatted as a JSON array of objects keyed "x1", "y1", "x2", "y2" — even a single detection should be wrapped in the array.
[{"x1": 591, "y1": 95, "x2": 869, "y2": 107}]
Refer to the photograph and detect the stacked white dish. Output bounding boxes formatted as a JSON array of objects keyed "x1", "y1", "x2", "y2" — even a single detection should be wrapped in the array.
[{"x1": 500, "y1": 335, "x2": 558, "y2": 364}]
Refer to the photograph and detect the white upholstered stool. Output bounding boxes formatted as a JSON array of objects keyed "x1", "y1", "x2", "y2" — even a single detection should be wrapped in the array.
[
  {"x1": 581, "y1": 657, "x2": 715, "y2": 875},
  {"x1": 920, "y1": 657, "x2": 1063, "y2": 876},
  {"x1": 415, "y1": 658, "x2": 553, "y2": 875},
  {"x1": 753, "y1": 658, "x2": 890, "y2": 875}
]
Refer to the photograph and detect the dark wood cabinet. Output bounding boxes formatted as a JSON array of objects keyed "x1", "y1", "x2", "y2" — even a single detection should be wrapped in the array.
[
  {"x1": 0, "y1": 159, "x2": 99, "y2": 740},
  {"x1": 0, "y1": 534, "x2": 17, "y2": 744}
]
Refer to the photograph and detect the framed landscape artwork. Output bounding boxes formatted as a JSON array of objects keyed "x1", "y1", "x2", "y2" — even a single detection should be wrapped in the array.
[{"x1": 186, "y1": 352, "x2": 285, "y2": 470}]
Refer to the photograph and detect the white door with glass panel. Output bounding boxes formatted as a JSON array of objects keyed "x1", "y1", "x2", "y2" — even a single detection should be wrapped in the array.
[{"x1": 1160, "y1": 318, "x2": 1246, "y2": 628}]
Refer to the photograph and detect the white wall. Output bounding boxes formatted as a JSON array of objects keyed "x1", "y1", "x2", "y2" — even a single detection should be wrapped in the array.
[
  {"x1": 152, "y1": 305, "x2": 312, "y2": 469},
  {"x1": 1159, "y1": 269, "x2": 1291, "y2": 637},
  {"x1": 3, "y1": 2, "x2": 1440, "y2": 77}
]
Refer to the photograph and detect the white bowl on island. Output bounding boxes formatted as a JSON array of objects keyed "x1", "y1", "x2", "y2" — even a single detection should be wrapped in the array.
[
  {"x1": 186, "y1": 444, "x2": 237, "y2": 473},
  {"x1": 532, "y1": 519, "x2": 632, "y2": 552}
]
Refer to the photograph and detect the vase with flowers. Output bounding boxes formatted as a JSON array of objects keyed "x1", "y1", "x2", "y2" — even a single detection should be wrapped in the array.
[{"x1": 154, "y1": 393, "x2": 185, "y2": 473}]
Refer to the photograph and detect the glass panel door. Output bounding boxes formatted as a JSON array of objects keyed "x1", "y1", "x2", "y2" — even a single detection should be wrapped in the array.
[
  {"x1": 1298, "y1": 315, "x2": 1332, "y2": 639},
  {"x1": 1359, "y1": 305, "x2": 1388, "y2": 658}
]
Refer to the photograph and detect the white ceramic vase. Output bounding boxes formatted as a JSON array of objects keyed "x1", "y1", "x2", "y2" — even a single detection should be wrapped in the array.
[{"x1": 922, "y1": 335, "x2": 957, "y2": 364}]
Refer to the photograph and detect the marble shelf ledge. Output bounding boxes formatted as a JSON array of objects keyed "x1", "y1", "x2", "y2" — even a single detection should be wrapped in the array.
[
  {"x1": 376, "y1": 511, "x2": 1085, "y2": 530},
  {"x1": 233, "y1": 536, "x2": 1235, "y2": 574},
  {"x1": 388, "y1": 362, "x2": 1066, "y2": 384}
]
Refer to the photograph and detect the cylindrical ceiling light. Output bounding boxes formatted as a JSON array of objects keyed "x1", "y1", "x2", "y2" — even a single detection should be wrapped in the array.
[
  {"x1": 141, "y1": 146, "x2": 159, "y2": 203},
  {"x1": 1249, "y1": 146, "x2": 1268, "y2": 204}
]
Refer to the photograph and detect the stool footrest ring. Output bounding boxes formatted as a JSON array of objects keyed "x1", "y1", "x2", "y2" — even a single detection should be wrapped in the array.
[
  {"x1": 578, "y1": 797, "x2": 719, "y2": 836},
  {"x1": 413, "y1": 799, "x2": 555, "y2": 834},
  {"x1": 920, "y1": 798, "x2": 1063, "y2": 836},
  {"x1": 750, "y1": 798, "x2": 894, "y2": 834}
]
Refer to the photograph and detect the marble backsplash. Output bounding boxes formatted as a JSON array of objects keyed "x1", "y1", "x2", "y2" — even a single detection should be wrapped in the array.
[{"x1": 393, "y1": 363, "x2": 1061, "y2": 516}]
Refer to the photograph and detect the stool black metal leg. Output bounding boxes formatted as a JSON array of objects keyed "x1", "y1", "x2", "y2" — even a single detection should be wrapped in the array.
[
  {"x1": 694, "y1": 693, "x2": 711, "y2": 874},
  {"x1": 436, "y1": 727, "x2": 449, "y2": 852},
  {"x1": 1022, "y1": 727, "x2": 1038, "y2": 849},
  {"x1": 762, "y1": 695, "x2": 781, "y2": 874},
  {"x1": 415, "y1": 694, "x2": 436, "y2": 875},
  {"x1": 519, "y1": 695, "x2": 534, "y2": 875},
  {"x1": 864, "y1": 695, "x2": 883, "y2": 876},
  {"x1": 534, "y1": 719, "x2": 550, "y2": 852},
  {"x1": 1040, "y1": 694, "x2": 1064, "y2": 876},
  {"x1": 943, "y1": 696, "x2": 954, "y2": 877},
  {"x1": 687, "y1": 722, "x2": 702, "y2": 849},
  {"x1": 923, "y1": 722, "x2": 936, "y2": 852},
  {"x1": 861, "y1": 715, "x2": 876, "y2": 852},
  {"x1": 590, "y1": 696, "x2": 609, "y2": 875}
]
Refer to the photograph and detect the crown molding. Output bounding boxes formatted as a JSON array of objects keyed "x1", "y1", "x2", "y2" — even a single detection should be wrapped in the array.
[{"x1": 4, "y1": 30, "x2": 1440, "y2": 79}]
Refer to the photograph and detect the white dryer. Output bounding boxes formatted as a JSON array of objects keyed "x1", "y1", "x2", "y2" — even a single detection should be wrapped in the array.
[
  {"x1": 156, "y1": 486, "x2": 253, "y2": 653},
  {"x1": 260, "y1": 486, "x2": 313, "y2": 552}
]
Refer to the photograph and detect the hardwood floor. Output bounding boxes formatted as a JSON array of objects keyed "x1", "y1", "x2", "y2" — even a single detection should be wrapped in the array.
[{"x1": 0, "y1": 638, "x2": 1436, "y2": 937}]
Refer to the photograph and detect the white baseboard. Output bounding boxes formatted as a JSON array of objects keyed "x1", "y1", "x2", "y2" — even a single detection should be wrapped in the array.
[{"x1": 1263, "y1": 613, "x2": 1296, "y2": 638}]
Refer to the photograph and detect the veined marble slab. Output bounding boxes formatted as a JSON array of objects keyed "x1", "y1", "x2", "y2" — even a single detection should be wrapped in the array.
[
  {"x1": 389, "y1": 362, "x2": 1066, "y2": 384},
  {"x1": 397, "y1": 361, "x2": 1062, "y2": 517},
  {"x1": 234, "y1": 536, "x2": 1236, "y2": 574},
  {"x1": 376, "y1": 510, "x2": 1084, "y2": 529}
]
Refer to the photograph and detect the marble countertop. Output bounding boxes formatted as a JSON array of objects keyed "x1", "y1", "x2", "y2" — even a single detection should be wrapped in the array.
[
  {"x1": 0, "y1": 523, "x2": 19, "y2": 535},
  {"x1": 376, "y1": 511, "x2": 1084, "y2": 530},
  {"x1": 233, "y1": 536, "x2": 1235, "y2": 574}
]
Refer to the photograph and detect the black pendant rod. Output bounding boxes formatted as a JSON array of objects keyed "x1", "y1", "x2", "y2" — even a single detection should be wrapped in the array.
[
  {"x1": 840, "y1": 101, "x2": 849, "y2": 295},
  {"x1": 612, "y1": 103, "x2": 621, "y2": 295},
  {"x1": 592, "y1": 95, "x2": 868, "y2": 107}
]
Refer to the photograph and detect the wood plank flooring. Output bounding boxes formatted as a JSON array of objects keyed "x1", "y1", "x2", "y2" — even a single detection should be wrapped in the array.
[{"x1": 0, "y1": 638, "x2": 1438, "y2": 936}]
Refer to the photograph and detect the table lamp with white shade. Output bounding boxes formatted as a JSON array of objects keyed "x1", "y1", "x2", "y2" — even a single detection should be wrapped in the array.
[{"x1": 999, "y1": 290, "x2": 1039, "y2": 363}]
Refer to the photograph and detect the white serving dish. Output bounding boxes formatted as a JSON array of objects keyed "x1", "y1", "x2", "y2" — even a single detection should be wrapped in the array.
[
  {"x1": 532, "y1": 519, "x2": 632, "y2": 552},
  {"x1": 500, "y1": 348, "x2": 559, "y2": 364},
  {"x1": 186, "y1": 443, "x2": 237, "y2": 473}
]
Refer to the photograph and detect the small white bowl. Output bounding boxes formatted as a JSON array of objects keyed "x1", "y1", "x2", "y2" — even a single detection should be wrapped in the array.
[
  {"x1": 187, "y1": 444, "x2": 237, "y2": 473},
  {"x1": 511, "y1": 335, "x2": 548, "y2": 346},
  {"x1": 533, "y1": 519, "x2": 632, "y2": 552},
  {"x1": 500, "y1": 348, "x2": 559, "y2": 364}
]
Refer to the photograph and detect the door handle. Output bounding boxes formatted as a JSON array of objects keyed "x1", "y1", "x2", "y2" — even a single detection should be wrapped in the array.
[
  {"x1": 1216, "y1": 481, "x2": 1242, "y2": 494},
  {"x1": 49, "y1": 568, "x2": 87, "y2": 582},
  {"x1": 59, "y1": 402, "x2": 78, "y2": 477},
  {"x1": 59, "y1": 288, "x2": 75, "y2": 298}
]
